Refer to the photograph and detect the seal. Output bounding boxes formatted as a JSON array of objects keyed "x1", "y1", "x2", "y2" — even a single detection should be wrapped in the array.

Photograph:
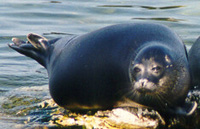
[
  {"x1": 189, "y1": 36, "x2": 200, "y2": 89},
  {"x1": 8, "y1": 23, "x2": 197, "y2": 115}
]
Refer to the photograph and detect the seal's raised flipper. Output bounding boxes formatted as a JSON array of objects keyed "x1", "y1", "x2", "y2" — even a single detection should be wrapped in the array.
[
  {"x1": 8, "y1": 33, "x2": 50, "y2": 68},
  {"x1": 8, "y1": 37, "x2": 36, "y2": 56}
]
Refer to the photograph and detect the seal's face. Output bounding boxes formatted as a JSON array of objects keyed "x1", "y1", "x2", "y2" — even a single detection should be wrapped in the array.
[
  {"x1": 131, "y1": 58, "x2": 166, "y2": 93},
  {"x1": 128, "y1": 46, "x2": 179, "y2": 109}
]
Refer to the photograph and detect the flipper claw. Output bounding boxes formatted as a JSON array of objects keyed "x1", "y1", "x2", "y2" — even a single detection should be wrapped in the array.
[
  {"x1": 9, "y1": 37, "x2": 27, "y2": 47},
  {"x1": 172, "y1": 101, "x2": 197, "y2": 116},
  {"x1": 27, "y1": 33, "x2": 49, "y2": 50}
]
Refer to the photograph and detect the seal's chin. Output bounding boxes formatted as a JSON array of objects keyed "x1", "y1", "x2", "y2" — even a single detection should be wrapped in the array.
[{"x1": 134, "y1": 79, "x2": 157, "y2": 94}]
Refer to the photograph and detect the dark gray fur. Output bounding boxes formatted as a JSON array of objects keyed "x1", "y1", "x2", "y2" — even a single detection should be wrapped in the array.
[{"x1": 9, "y1": 23, "x2": 196, "y2": 115}]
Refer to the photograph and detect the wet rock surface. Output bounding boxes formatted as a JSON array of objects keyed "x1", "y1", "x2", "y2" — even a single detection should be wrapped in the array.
[
  {"x1": 23, "y1": 90, "x2": 200, "y2": 129},
  {"x1": 1, "y1": 87, "x2": 200, "y2": 129}
]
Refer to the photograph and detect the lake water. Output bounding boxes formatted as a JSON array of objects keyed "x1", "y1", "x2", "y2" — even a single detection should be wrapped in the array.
[{"x1": 1, "y1": 0, "x2": 200, "y2": 128}]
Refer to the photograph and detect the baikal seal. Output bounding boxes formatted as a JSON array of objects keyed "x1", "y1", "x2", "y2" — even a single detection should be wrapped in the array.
[{"x1": 8, "y1": 23, "x2": 197, "y2": 115}]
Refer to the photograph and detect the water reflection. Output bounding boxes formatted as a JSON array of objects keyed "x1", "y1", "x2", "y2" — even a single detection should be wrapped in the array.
[
  {"x1": 141, "y1": 5, "x2": 185, "y2": 10},
  {"x1": 98, "y1": 5, "x2": 133, "y2": 8},
  {"x1": 132, "y1": 17, "x2": 184, "y2": 22},
  {"x1": 49, "y1": 1, "x2": 61, "y2": 4},
  {"x1": 98, "y1": 5, "x2": 185, "y2": 10},
  {"x1": 43, "y1": 32, "x2": 73, "y2": 36}
]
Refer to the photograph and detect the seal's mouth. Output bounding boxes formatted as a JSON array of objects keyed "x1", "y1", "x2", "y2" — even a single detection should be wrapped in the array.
[
  {"x1": 134, "y1": 79, "x2": 157, "y2": 94},
  {"x1": 136, "y1": 87, "x2": 155, "y2": 94}
]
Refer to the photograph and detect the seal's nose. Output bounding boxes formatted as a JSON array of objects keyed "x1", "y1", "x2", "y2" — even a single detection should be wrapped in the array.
[
  {"x1": 139, "y1": 79, "x2": 148, "y2": 87},
  {"x1": 134, "y1": 78, "x2": 156, "y2": 93}
]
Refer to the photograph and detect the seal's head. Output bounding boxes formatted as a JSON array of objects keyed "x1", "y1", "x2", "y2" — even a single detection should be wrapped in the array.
[{"x1": 128, "y1": 44, "x2": 190, "y2": 110}]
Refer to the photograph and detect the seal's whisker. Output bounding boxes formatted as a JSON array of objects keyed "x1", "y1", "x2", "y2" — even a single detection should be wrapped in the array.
[{"x1": 155, "y1": 94, "x2": 168, "y2": 109}]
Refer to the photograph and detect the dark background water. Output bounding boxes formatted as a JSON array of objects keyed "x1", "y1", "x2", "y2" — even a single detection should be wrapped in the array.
[{"x1": 1, "y1": 0, "x2": 200, "y2": 128}]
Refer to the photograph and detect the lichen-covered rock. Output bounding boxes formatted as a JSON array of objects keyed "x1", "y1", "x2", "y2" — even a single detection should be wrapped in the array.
[
  {"x1": 1, "y1": 86, "x2": 200, "y2": 129},
  {"x1": 26, "y1": 89, "x2": 200, "y2": 129},
  {"x1": 27, "y1": 99, "x2": 162, "y2": 129}
]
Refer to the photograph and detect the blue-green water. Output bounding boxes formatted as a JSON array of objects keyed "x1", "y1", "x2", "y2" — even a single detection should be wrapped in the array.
[{"x1": 1, "y1": 0, "x2": 200, "y2": 128}]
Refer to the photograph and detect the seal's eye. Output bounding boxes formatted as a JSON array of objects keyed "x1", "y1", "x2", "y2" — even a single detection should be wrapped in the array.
[
  {"x1": 133, "y1": 67, "x2": 141, "y2": 73},
  {"x1": 152, "y1": 66, "x2": 162, "y2": 73}
]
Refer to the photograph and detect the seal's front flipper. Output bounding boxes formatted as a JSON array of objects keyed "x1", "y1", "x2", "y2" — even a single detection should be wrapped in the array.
[
  {"x1": 8, "y1": 33, "x2": 50, "y2": 68},
  {"x1": 171, "y1": 101, "x2": 197, "y2": 116}
]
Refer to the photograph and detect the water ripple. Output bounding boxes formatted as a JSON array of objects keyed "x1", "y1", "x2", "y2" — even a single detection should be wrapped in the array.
[
  {"x1": 98, "y1": 5, "x2": 185, "y2": 10},
  {"x1": 132, "y1": 17, "x2": 184, "y2": 22},
  {"x1": 141, "y1": 5, "x2": 185, "y2": 10}
]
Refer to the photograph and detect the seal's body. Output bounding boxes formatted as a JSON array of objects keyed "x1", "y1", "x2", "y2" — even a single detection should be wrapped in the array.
[
  {"x1": 9, "y1": 23, "x2": 196, "y2": 115},
  {"x1": 189, "y1": 37, "x2": 200, "y2": 89}
]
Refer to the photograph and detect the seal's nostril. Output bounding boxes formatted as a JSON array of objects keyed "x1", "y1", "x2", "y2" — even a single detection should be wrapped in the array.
[
  {"x1": 139, "y1": 79, "x2": 148, "y2": 87},
  {"x1": 142, "y1": 82, "x2": 144, "y2": 87}
]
